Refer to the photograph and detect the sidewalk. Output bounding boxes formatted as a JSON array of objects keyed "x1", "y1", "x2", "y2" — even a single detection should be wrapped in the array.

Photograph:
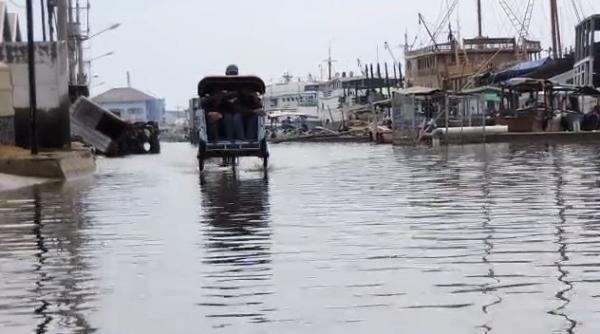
[
  {"x1": 0, "y1": 172, "x2": 53, "y2": 192},
  {"x1": 0, "y1": 144, "x2": 96, "y2": 182}
]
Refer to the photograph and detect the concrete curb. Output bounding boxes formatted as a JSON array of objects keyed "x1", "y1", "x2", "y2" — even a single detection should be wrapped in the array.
[
  {"x1": 0, "y1": 173, "x2": 54, "y2": 192},
  {"x1": 0, "y1": 149, "x2": 96, "y2": 179}
]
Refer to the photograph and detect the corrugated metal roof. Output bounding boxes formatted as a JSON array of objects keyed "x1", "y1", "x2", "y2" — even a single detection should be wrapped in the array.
[{"x1": 92, "y1": 87, "x2": 156, "y2": 104}]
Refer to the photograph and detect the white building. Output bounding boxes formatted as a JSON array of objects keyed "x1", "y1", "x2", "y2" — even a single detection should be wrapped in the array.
[{"x1": 93, "y1": 87, "x2": 165, "y2": 123}]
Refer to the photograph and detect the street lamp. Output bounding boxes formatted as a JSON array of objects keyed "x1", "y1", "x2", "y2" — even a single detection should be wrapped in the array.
[
  {"x1": 76, "y1": 23, "x2": 121, "y2": 85},
  {"x1": 88, "y1": 51, "x2": 115, "y2": 63},
  {"x1": 86, "y1": 51, "x2": 115, "y2": 87},
  {"x1": 87, "y1": 23, "x2": 122, "y2": 40}
]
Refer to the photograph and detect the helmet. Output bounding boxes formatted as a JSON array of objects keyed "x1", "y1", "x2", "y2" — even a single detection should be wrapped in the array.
[{"x1": 225, "y1": 64, "x2": 239, "y2": 76}]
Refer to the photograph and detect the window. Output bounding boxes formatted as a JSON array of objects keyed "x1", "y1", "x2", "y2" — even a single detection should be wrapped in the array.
[
  {"x1": 127, "y1": 108, "x2": 145, "y2": 121},
  {"x1": 110, "y1": 108, "x2": 123, "y2": 117}
]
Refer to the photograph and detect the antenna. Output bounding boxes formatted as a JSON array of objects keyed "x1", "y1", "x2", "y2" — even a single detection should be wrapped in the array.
[{"x1": 127, "y1": 71, "x2": 131, "y2": 87}]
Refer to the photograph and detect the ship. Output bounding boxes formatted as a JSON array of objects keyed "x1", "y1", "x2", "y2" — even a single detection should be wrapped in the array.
[{"x1": 404, "y1": 0, "x2": 543, "y2": 91}]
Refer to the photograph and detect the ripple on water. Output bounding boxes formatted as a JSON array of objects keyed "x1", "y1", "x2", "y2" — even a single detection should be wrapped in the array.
[{"x1": 1, "y1": 143, "x2": 600, "y2": 333}]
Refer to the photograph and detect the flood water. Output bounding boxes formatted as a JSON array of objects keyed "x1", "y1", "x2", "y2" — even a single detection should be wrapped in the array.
[{"x1": 1, "y1": 142, "x2": 600, "y2": 333}]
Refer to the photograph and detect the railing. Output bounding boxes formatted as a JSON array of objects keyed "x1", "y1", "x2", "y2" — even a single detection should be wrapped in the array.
[
  {"x1": 405, "y1": 43, "x2": 454, "y2": 57},
  {"x1": 406, "y1": 38, "x2": 541, "y2": 58}
]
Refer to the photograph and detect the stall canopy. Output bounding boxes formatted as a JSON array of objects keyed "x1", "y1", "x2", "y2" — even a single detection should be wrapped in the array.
[{"x1": 491, "y1": 57, "x2": 552, "y2": 83}]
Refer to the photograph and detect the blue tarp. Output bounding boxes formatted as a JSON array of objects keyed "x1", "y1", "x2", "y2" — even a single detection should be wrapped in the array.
[{"x1": 492, "y1": 57, "x2": 552, "y2": 83}]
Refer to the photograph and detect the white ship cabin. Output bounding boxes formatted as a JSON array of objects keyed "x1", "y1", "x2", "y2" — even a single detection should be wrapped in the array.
[
  {"x1": 264, "y1": 77, "x2": 321, "y2": 126},
  {"x1": 319, "y1": 72, "x2": 395, "y2": 110},
  {"x1": 264, "y1": 81, "x2": 319, "y2": 111}
]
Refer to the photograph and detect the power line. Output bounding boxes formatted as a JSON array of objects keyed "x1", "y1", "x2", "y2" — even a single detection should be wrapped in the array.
[{"x1": 570, "y1": 0, "x2": 582, "y2": 22}]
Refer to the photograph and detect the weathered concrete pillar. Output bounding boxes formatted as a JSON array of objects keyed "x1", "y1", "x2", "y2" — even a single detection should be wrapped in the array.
[
  {"x1": 0, "y1": 42, "x2": 71, "y2": 149},
  {"x1": 0, "y1": 62, "x2": 15, "y2": 145}
]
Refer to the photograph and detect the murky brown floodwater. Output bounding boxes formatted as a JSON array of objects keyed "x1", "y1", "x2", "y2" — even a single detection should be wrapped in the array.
[{"x1": 1, "y1": 142, "x2": 600, "y2": 333}]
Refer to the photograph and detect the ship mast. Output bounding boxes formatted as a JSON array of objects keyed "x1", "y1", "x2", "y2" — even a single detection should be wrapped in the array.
[
  {"x1": 477, "y1": 0, "x2": 483, "y2": 37},
  {"x1": 323, "y1": 47, "x2": 337, "y2": 81},
  {"x1": 550, "y1": 0, "x2": 562, "y2": 58}
]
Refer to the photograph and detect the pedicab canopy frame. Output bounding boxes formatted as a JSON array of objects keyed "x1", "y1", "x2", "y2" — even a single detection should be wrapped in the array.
[{"x1": 198, "y1": 76, "x2": 266, "y2": 96}]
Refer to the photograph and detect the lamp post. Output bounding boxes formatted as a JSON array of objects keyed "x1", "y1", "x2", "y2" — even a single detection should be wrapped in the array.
[
  {"x1": 26, "y1": 0, "x2": 38, "y2": 154},
  {"x1": 88, "y1": 23, "x2": 122, "y2": 39},
  {"x1": 76, "y1": 23, "x2": 121, "y2": 85},
  {"x1": 88, "y1": 51, "x2": 115, "y2": 63},
  {"x1": 86, "y1": 51, "x2": 114, "y2": 87}
]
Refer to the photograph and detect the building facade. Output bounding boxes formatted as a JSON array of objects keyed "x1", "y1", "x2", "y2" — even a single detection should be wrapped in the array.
[
  {"x1": 574, "y1": 15, "x2": 600, "y2": 88},
  {"x1": 93, "y1": 87, "x2": 165, "y2": 123}
]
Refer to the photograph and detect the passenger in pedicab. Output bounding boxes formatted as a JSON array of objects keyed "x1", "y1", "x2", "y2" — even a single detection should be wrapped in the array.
[
  {"x1": 238, "y1": 87, "x2": 265, "y2": 140},
  {"x1": 222, "y1": 65, "x2": 264, "y2": 141},
  {"x1": 201, "y1": 89, "x2": 225, "y2": 142},
  {"x1": 202, "y1": 65, "x2": 264, "y2": 142}
]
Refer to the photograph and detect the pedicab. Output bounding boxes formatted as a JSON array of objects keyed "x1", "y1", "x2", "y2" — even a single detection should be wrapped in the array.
[{"x1": 196, "y1": 75, "x2": 269, "y2": 172}]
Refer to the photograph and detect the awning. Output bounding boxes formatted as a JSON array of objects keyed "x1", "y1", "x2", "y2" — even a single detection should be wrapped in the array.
[
  {"x1": 492, "y1": 57, "x2": 552, "y2": 83},
  {"x1": 501, "y1": 77, "x2": 552, "y2": 92}
]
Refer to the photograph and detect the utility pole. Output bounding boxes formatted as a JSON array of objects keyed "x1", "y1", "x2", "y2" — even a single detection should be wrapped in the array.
[
  {"x1": 76, "y1": 0, "x2": 85, "y2": 85},
  {"x1": 40, "y1": 0, "x2": 47, "y2": 41},
  {"x1": 56, "y1": 0, "x2": 67, "y2": 41},
  {"x1": 26, "y1": 0, "x2": 39, "y2": 154},
  {"x1": 47, "y1": 1, "x2": 55, "y2": 42},
  {"x1": 477, "y1": 0, "x2": 483, "y2": 37}
]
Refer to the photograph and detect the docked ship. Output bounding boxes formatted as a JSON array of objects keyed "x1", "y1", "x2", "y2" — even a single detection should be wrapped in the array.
[
  {"x1": 263, "y1": 73, "x2": 321, "y2": 127},
  {"x1": 265, "y1": 67, "x2": 399, "y2": 129},
  {"x1": 404, "y1": 0, "x2": 543, "y2": 91}
]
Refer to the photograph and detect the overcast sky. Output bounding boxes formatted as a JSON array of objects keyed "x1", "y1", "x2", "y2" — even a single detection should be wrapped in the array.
[{"x1": 9, "y1": 0, "x2": 600, "y2": 109}]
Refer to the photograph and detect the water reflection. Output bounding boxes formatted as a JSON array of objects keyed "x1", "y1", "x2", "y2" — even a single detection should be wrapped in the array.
[
  {"x1": 0, "y1": 183, "x2": 97, "y2": 333},
  {"x1": 199, "y1": 173, "x2": 273, "y2": 327},
  {"x1": 550, "y1": 147, "x2": 577, "y2": 333},
  {"x1": 478, "y1": 146, "x2": 501, "y2": 334},
  {"x1": 2, "y1": 143, "x2": 600, "y2": 333},
  {"x1": 32, "y1": 187, "x2": 52, "y2": 334}
]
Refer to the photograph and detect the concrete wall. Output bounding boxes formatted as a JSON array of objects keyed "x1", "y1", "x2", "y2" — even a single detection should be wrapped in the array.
[
  {"x1": 0, "y1": 62, "x2": 14, "y2": 144},
  {"x1": 0, "y1": 42, "x2": 71, "y2": 149},
  {"x1": 146, "y1": 98, "x2": 165, "y2": 123}
]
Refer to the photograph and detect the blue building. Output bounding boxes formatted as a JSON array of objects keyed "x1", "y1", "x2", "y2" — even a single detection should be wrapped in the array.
[{"x1": 93, "y1": 87, "x2": 165, "y2": 123}]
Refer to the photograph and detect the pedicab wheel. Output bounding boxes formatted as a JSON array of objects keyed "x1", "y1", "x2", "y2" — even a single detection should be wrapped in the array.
[
  {"x1": 199, "y1": 158, "x2": 205, "y2": 172},
  {"x1": 260, "y1": 138, "x2": 269, "y2": 171},
  {"x1": 197, "y1": 141, "x2": 206, "y2": 172}
]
